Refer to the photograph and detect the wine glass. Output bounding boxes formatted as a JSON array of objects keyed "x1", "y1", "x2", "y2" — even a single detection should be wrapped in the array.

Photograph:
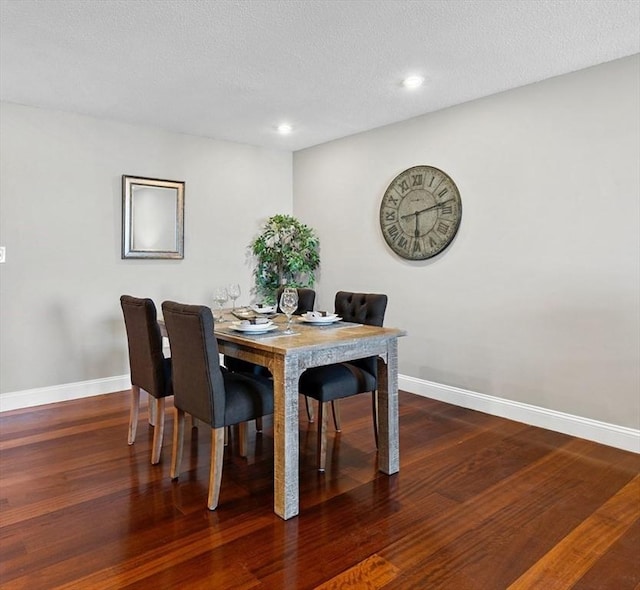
[
  {"x1": 279, "y1": 287, "x2": 298, "y2": 334},
  {"x1": 213, "y1": 287, "x2": 228, "y2": 322},
  {"x1": 228, "y1": 283, "x2": 241, "y2": 310}
]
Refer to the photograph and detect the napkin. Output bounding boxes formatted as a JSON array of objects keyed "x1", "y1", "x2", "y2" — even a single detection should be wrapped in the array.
[
  {"x1": 306, "y1": 311, "x2": 331, "y2": 319},
  {"x1": 240, "y1": 317, "x2": 270, "y2": 325}
]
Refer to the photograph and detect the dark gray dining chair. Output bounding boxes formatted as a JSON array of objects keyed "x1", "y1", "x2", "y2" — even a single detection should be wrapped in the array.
[
  {"x1": 120, "y1": 295, "x2": 172, "y2": 464},
  {"x1": 299, "y1": 291, "x2": 388, "y2": 471},
  {"x1": 162, "y1": 301, "x2": 274, "y2": 511}
]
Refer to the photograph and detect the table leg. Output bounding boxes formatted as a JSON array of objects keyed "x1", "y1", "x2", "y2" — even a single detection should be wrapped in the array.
[
  {"x1": 272, "y1": 356, "x2": 300, "y2": 519},
  {"x1": 377, "y1": 339, "x2": 400, "y2": 474}
]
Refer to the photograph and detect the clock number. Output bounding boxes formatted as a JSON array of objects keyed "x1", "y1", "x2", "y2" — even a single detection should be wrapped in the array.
[
  {"x1": 428, "y1": 235, "x2": 438, "y2": 248},
  {"x1": 411, "y1": 174, "x2": 423, "y2": 186},
  {"x1": 438, "y1": 187, "x2": 449, "y2": 198},
  {"x1": 385, "y1": 210, "x2": 396, "y2": 222},
  {"x1": 441, "y1": 205, "x2": 452, "y2": 215},
  {"x1": 412, "y1": 239, "x2": 422, "y2": 254},
  {"x1": 437, "y1": 221, "x2": 449, "y2": 235},
  {"x1": 397, "y1": 236, "x2": 408, "y2": 250},
  {"x1": 387, "y1": 224, "x2": 401, "y2": 240},
  {"x1": 429, "y1": 175, "x2": 435, "y2": 187},
  {"x1": 386, "y1": 194, "x2": 399, "y2": 206},
  {"x1": 399, "y1": 179, "x2": 410, "y2": 193}
]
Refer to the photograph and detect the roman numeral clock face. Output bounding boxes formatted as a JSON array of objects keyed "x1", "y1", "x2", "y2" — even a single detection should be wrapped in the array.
[{"x1": 380, "y1": 165, "x2": 462, "y2": 260}]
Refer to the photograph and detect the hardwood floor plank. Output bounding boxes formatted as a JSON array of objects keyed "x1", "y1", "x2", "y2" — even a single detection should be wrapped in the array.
[
  {"x1": 507, "y1": 475, "x2": 640, "y2": 590},
  {"x1": 313, "y1": 554, "x2": 399, "y2": 589},
  {"x1": 572, "y1": 517, "x2": 640, "y2": 590}
]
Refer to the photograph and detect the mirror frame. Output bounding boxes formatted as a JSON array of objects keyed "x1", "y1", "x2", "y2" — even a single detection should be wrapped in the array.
[{"x1": 122, "y1": 175, "x2": 185, "y2": 259}]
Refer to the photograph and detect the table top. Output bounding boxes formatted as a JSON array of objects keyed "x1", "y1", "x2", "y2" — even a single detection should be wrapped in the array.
[
  {"x1": 160, "y1": 310, "x2": 405, "y2": 352},
  {"x1": 213, "y1": 312, "x2": 406, "y2": 354}
]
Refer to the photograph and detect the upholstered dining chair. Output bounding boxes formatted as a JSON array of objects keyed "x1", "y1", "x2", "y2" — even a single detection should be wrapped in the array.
[
  {"x1": 224, "y1": 287, "x2": 316, "y2": 424},
  {"x1": 299, "y1": 291, "x2": 388, "y2": 471},
  {"x1": 162, "y1": 301, "x2": 274, "y2": 511},
  {"x1": 120, "y1": 295, "x2": 173, "y2": 465}
]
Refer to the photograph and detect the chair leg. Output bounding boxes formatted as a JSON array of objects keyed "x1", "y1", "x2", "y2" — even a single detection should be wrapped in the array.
[
  {"x1": 148, "y1": 392, "x2": 157, "y2": 426},
  {"x1": 255, "y1": 417, "x2": 263, "y2": 433},
  {"x1": 317, "y1": 402, "x2": 329, "y2": 472},
  {"x1": 372, "y1": 391, "x2": 379, "y2": 449},
  {"x1": 151, "y1": 397, "x2": 165, "y2": 465},
  {"x1": 305, "y1": 396, "x2": 315, "y2": 422},
  {"x1": 188, "y1": 414, "x2": 199, "y2": 430},
  {"x1": 128, "y1": 385, "x2": 141, "y2": 445},
  {"x1": 208, "y1": 427, "x2": 225, "y2": 511},
  {"x1": 170, "y1": 408, "x2": 186, "y2": 480},
  {"x1": 238, "y1": 421, "x2": 249, "y2": 458},
  {"x1": 331, "y1": 400, "x2": 342, "y2": 432}
]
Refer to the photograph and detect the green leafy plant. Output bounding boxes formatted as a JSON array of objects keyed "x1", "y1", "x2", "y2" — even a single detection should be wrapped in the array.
[{"x1": 250, "y1": 214, "x2": 320, "y2": 303}]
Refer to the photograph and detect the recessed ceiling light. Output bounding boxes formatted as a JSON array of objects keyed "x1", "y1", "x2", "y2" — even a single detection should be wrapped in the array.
[
  {"x1": 402, "y1": 75, "x2": 424, "y2": 89},
  {"x1": 277, "y1": 123, "x2": 292, "y2": 134}
]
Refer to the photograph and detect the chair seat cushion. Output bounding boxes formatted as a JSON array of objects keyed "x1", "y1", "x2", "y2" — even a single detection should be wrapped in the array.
[
  {"x1": 222, "y1": 372, "x2": 274, "y2": 427},
  {"x1": 300, "y1": 362, "x2": 377, "y2": 403}
]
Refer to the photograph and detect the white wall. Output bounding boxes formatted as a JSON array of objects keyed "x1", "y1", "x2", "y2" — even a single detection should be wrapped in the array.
[
  {"x1": 0, "y1": 103, "x2": 292, "y2": 395},
  {"x1": 293, "y1": 55, "x2": 640, "y2": 431}
]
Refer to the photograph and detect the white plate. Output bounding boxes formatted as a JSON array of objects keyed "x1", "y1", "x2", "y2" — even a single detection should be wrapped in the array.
[
  {"x1": 231, "y1": 321, "x2": 277, "y2": 333},
  {"x1": 251, "y1": 304, "x2": 277, "y2": 314},
  {"x1": 300, "y1": 315, "x2": 342, "y2": 325}
]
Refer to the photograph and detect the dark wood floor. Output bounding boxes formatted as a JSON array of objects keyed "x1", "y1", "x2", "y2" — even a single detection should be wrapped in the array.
[{"x1": 1, "y1": 390, "x2": 638, "y2": 589}]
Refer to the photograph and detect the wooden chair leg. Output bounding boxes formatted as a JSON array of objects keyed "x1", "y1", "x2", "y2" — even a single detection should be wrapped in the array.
[
  {"x1": 151, "y1": 397, "x2": 165, "y2": 465},
  {"x1": 372, "y1": 391, "x2": 379, "y2": 449},
  {"x1": 238, "y1": 421, "x2": 249, "y2": 458},
  {"x1": 208, "y1": 427, "x2": 225, "y2": 511},
  {"x1": 170, "y1": 408, "x2": 186, "y2": 480},
  {"x1": 305, "y1": 396, "x2": 315, "y2": 422},
  {"x1": 148, "y1": 391, "x2": 157, "y2": 426},
  {"x1": 128, "y1": 385, "x2": 141, "y2": 445},
  {"x1": 331, "y1": 400, "x2": 342, "y2": 432},
  {"x1": 188, "y1": 414, "x2": 199, "y2": 430},
  {"x1": 255, "y1": 417, "x2": 263, "y2": 433},
  {"x1": 317, "y1": 402, "x2": 329, "y2": 472}
]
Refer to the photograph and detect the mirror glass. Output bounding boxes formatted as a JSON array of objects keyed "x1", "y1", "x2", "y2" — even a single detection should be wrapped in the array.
[{"x1": 122, "y1": 176, "x2": 184, "y2": 259}]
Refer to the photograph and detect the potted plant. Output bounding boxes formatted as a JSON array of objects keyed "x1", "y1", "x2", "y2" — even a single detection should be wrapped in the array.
[{"x1": 250, "y1": 214, "x2": 320, "y2": 303}]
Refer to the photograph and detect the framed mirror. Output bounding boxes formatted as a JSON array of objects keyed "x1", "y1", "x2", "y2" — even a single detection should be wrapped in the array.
[{"x1": 122, "y1": 175, "x2": 185, "y2": 259}]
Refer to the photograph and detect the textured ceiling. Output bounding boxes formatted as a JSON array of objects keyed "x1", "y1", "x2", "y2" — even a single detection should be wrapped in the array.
[{"x1": 1, "y1": 0, "x2": 638, "y2": 151}]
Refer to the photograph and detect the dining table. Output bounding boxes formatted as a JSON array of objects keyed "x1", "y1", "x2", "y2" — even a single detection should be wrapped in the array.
[{"x1": 162, "y1": 308, "x2": 406, "y2": 520}]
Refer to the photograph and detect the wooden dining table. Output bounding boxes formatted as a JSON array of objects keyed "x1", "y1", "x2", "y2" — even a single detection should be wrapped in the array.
[{"x1": 163, "y1": 310, "x2": 406, "y2": 520}]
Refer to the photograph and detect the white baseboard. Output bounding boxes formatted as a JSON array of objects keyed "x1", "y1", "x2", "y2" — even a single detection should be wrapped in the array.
[
  {"x1": 2, "y1": 373, "x2": 638, "y2": 454},
  {"x1": 0, "y1": 375, "x2": 131, "y2": 412},
  {"x1": 399, "y1": 375, "x2": 640, "y2": 454}
]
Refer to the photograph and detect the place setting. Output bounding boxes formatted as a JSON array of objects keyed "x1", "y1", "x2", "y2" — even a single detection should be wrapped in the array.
[
  {"x1": 229, "y1": 317, "x2": 279, "y2": 335},
  {"x1": 299, "y1": 310, "x2": 342, "y2": 325}
]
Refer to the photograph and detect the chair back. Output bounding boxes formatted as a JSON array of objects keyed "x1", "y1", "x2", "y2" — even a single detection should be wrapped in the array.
[
  {"x1": 335, "y1": 291, "x2": 387, "y2": 326},
  {"x1": 276, "y1": 287, "x2": 316, "y2": 315},
  {"x1": 161, "y1": 301, "x2": 226, "y2": 427},
  {"x1": 335, "y1": 291, "x2": 388, "y2": 375},
  {"x1": 120, "y1": 295, "x2": 171, "y2": 399}
]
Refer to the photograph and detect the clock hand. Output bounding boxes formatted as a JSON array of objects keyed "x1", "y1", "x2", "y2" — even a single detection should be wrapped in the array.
[
  {"x1": 401, "y1": 198, "x2": 455, "y2": 220},
  {"x1": 414, "y1": 213, "x2": 420, "y2": 237}
]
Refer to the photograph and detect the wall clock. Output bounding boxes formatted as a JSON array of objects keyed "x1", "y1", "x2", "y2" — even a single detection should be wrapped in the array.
[{"x1": 379, "y1": 165, "x2": 462, "y2": 260}]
